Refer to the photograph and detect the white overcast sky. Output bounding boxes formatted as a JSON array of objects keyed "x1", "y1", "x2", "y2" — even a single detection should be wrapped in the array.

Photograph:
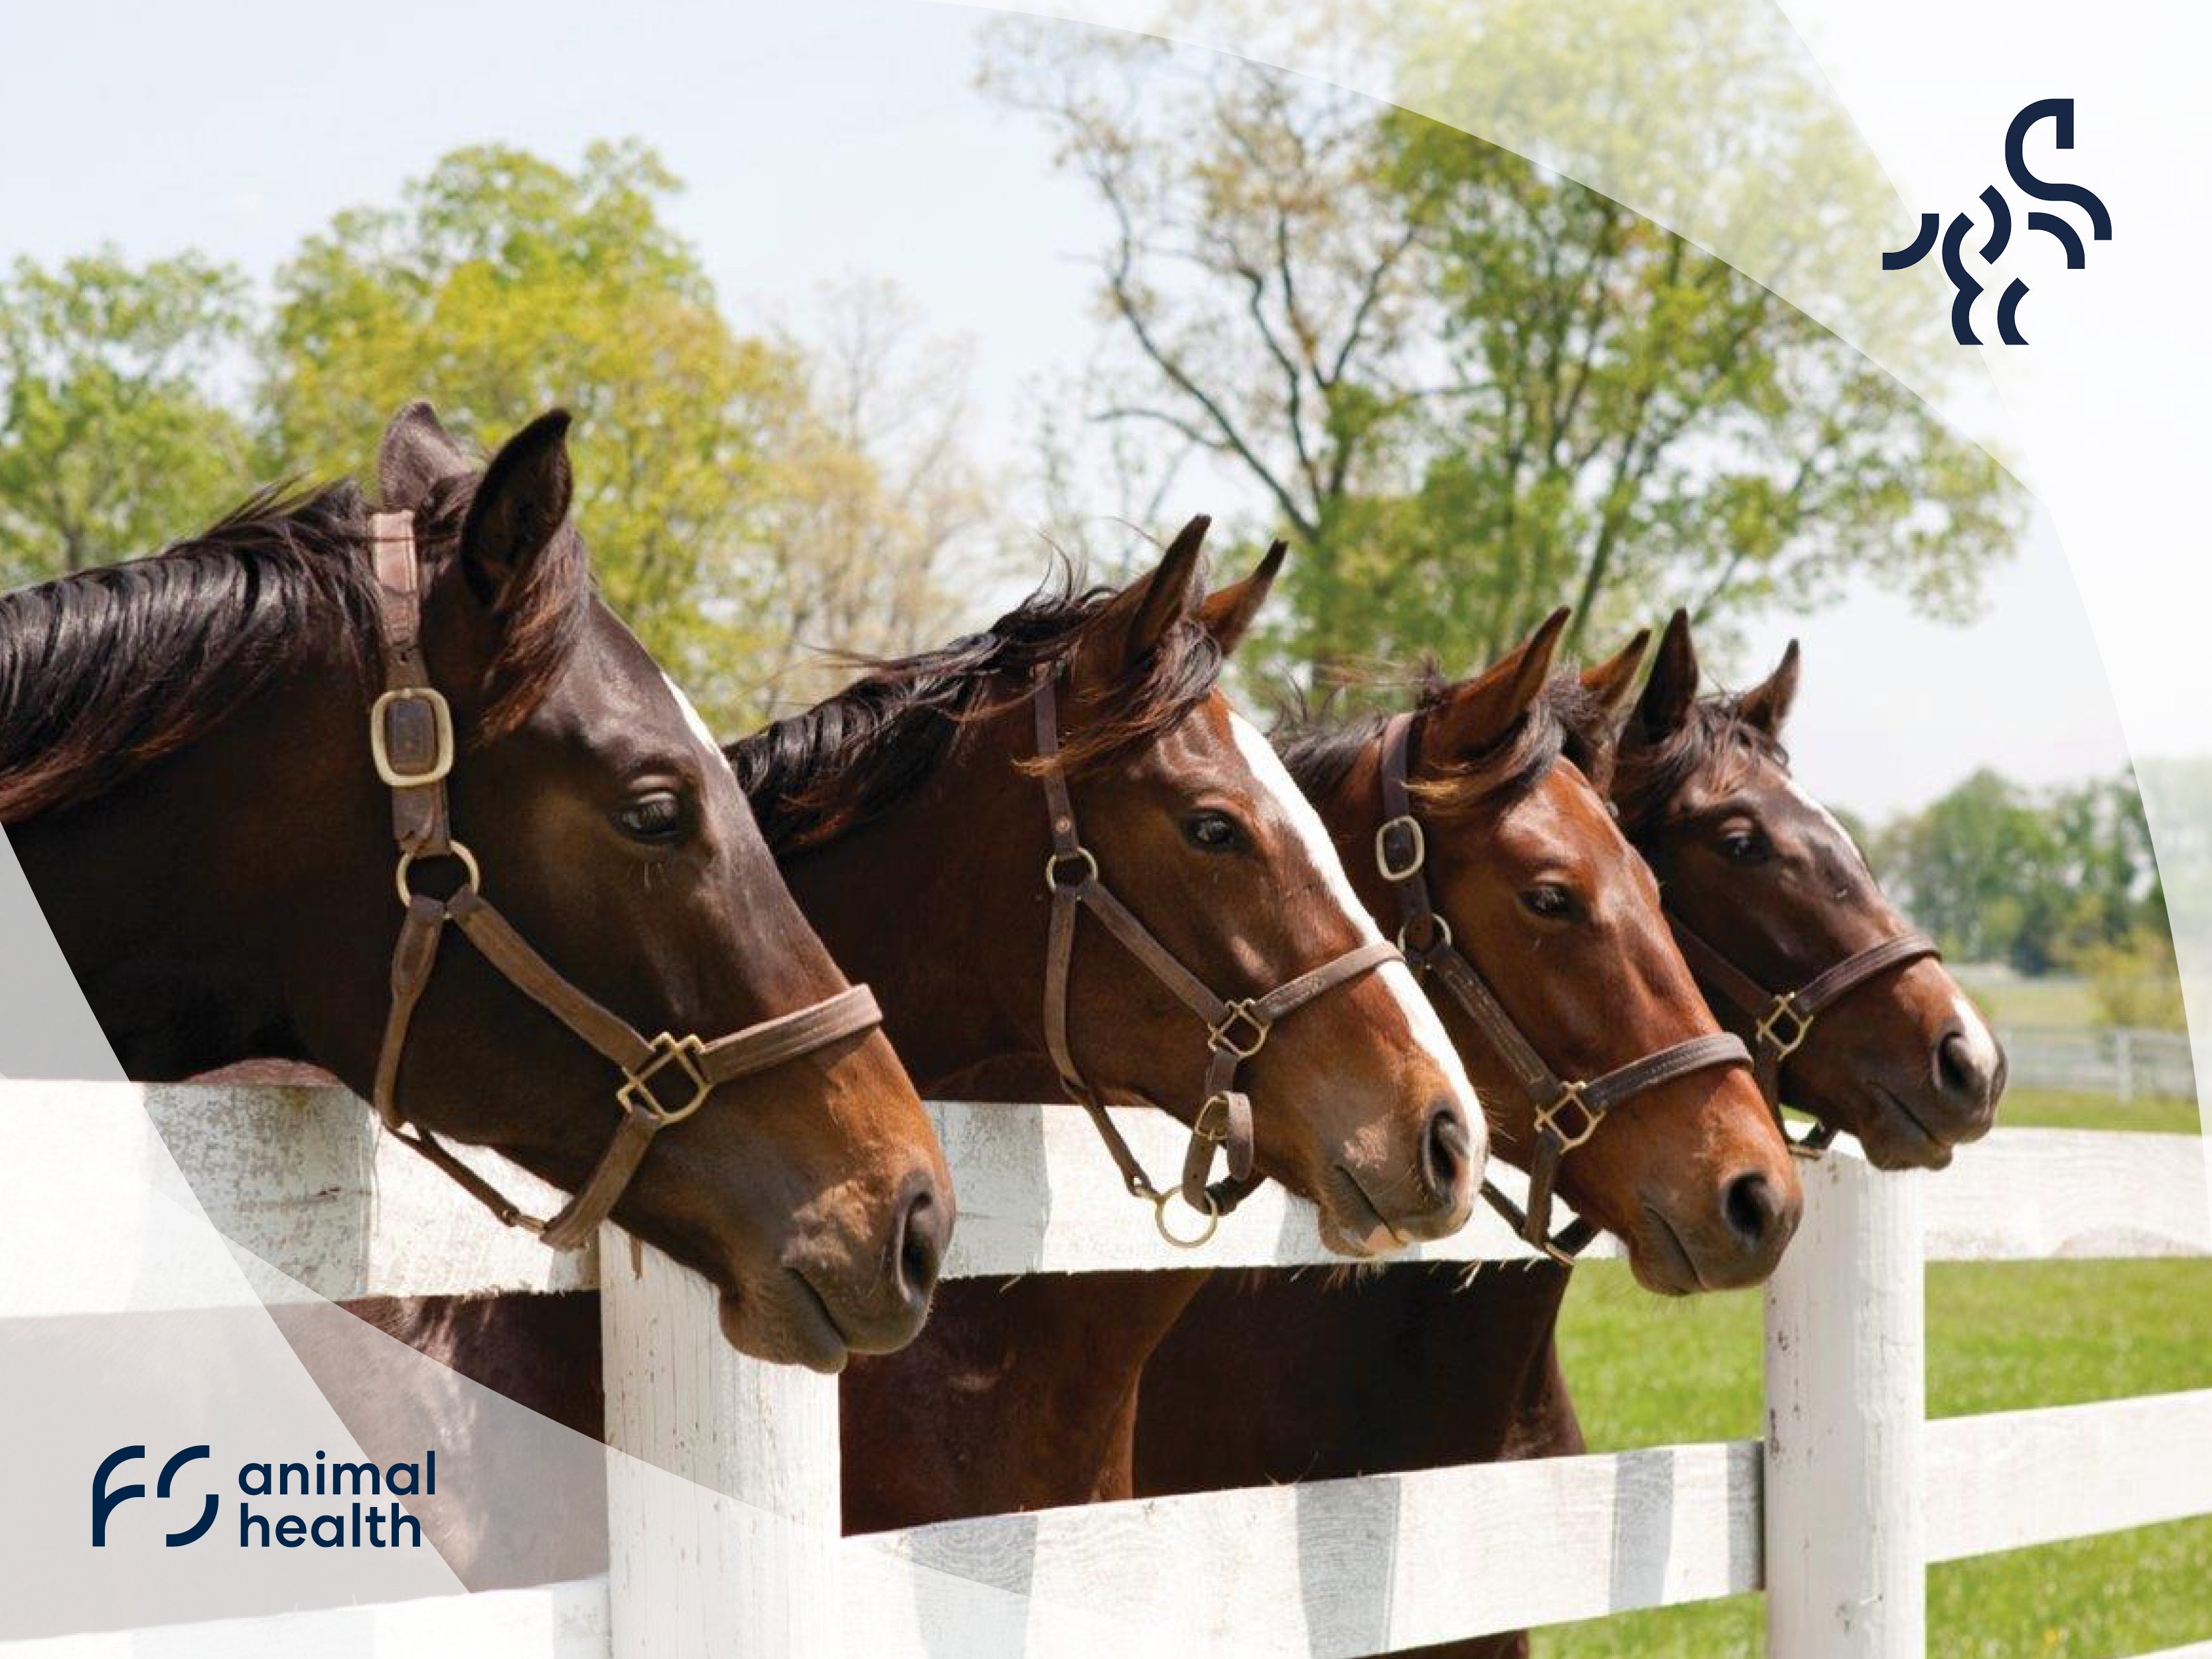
[{"x1": 0, "y1": 0, "x2": 2128, "y2": 821}]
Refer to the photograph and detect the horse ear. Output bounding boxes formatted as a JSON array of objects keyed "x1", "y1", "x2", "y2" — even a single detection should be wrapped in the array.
[
  {"x1": 1094, "y1": 514, "x2": 1209, "y2": 674},
  {"x1": 378, "y1": 399, "x2": 473, "y2": 511},
  {"x1": 1199, "y1": 539, "x2": 1286, "y2": 658},
  {"x1": 1635, "y1": 609, "x2": 1700, "y2": 741},
  {"x1": 1581, "y1": 628, "x2": 1651, "y2": 723},
  {"x1": 460, "y1": 410, "x2": 574, "y2": 601},
  {"x1": 1426, "y1": 607, "x2": 1570, "y2": 762},
  {"x1": 1737, "y1": 639, "x2": 1801, "y2": 737}
]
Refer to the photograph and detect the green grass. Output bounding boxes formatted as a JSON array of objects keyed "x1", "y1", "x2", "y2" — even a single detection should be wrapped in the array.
[
  {"x1": 1783, "y1": 1088, "x2": 2203, "y2": 1137},
  {"x1": 1952, "y1": 968, "x2": 2101, "y2": 1029},
  {"x1": 1532, "y1": 1256, "x2": 2212, "y2": 1658}
]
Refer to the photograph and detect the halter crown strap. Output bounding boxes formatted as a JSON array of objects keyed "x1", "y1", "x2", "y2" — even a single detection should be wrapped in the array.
[
  {"x1": 363, "y1": 510, "x2": 885, "y2": 1252},
  {"x1": 1035, "y1": 670, "x2": 1399, "y2": 1245},
  {"x1": 1667, "y1": 910, "x2": 1941, "y2": 1155},
  {"x1": 1375, "y1": 712, "x2": 1751, "y2": 1262}
]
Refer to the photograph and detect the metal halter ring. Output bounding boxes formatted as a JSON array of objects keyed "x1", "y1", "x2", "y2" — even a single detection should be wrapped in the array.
[
  {"x1": 1045, "y1": 846, "x2": 1100, "y2": 892},
  {"x1": 1534, "y1": 1080, "x2": 1604, "y2": 1152},
  {"x1": 1755, "y1": 994, "x2": 1814, "y2": 1061},
  {"x1": 394, "y1": 841, "x2": 481, "y2": 906},
  {"x1": 1207, "y1": 999, "x2": 1271, "y2": 1060},
  {"x1": 617, "y1": 1032, "x2": 714, "y2": 1125},
  {"x1": 1375, "y1": 814, "x2": 1426, "y2": 882},
  {"x1": 1398, "y1": 912, "x2": 1454, "y2": 958},
  {"x1": 1151, "y1": 1186, "x2": 1221, "y2": 1248}
]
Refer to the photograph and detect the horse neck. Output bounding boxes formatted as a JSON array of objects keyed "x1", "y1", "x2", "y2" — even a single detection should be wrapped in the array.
[
  {"x1": 771, "y1": 719, "x2": 1046, "y2": 1091},
  {"x1": 6, "y1": 653, "x2": 367, "y2": 1079}
]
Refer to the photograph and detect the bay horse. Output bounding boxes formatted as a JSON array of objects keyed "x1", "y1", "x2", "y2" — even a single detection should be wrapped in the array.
[
  {"x1": 728, "y1": 520, "x2": 1485, "y2": 1529},
  {"x1": 1134, "y1": 610, "x2": 2006, "y2": 1659},
  {"x1": 1, "y1": 400, "x2": 952, "y2": 1371}
]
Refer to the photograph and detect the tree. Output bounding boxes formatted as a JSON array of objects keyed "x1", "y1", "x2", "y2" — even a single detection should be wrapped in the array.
[
  {"x1": 0, "y1": 250, "x2": 254, "y2": 583},
  {"x1": 980, "y1": 1, "x2": 2020, "y2": 682},
  {"x1": 263, "y1": 141, "x2": 809, "y2": 715}
]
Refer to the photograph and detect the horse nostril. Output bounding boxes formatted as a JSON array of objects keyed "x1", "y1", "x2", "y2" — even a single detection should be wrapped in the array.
[
  {"x1": 895, "y1": 1183, "x2": 950, "y2": 1307},
  {"x1": 1422, "y1": 1102, "x2": 1473, "y2": 1204},
  {"x1": 1935, "y1": 1029, "x2": 1993, "y2": 1108},
  {"x1": 1723, "y1": 1171, "x2": 1784, "y2": 1252}
]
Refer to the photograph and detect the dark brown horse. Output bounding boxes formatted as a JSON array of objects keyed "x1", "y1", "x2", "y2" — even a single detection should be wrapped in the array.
[
  {"x1": 728, "y1": 522, "x2": 1484, "y2": 1528},
  {"x1": 1, "y1": 401, "x2": 951, "y2": 1370},
  {"x1": 1134, "y1": 611, "x2": 2006, "y2": 1659}
]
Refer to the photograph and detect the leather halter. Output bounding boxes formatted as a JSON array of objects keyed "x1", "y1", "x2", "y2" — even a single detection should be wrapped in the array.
[
  {"x1": 1666, "y1": 912, "x2": 1941, "y2": 1155},
  {"x1": 364, "y1": 510, "x2": 884, "y2": 1251},
  {"x1": 1373, "y1": 713, "x2": 1752, "y2": 1263},
  {"x1": 1033, "y1": 669, "x2": 1400, "y2": 1248}
]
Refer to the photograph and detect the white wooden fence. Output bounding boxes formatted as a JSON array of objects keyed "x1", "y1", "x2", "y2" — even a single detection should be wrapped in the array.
[
  {"x1": 3, "y1": 1080, "x2": 2209, "y2": 1657},
  {"x1": 2002, "y1": 1023, "x2": 2197, "y2": 1102}
]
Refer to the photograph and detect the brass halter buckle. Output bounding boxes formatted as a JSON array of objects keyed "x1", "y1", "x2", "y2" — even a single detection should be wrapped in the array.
[
  {"x1": 1535, "y1": 1080, "x2": 1603, "y2": 1151},
  {"x1": 1755, "y1": 993, "x2": 1814, "y2": 1061},
  {"x1": 369, "y1": 686, "x2": 455, "y2": 788},
  {"x1": 1193, "y1": 1092, "x2": 1235, "y2": 1143},
  {"x1": 618, "y1": 1032, "x2": 713, "y2": 1125},
  {"x1": 1207, "y1": 999, "x2": 1272, "y2": 1060},
  {"x1": 1375, "y1": 814, "x2": 1426, "y2": 882}
]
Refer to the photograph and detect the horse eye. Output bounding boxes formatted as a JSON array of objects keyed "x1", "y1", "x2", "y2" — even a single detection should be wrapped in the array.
[
  {"x1": 1181, "y1": 810, "x2": 1244, "y2": 853},
  {"x1": 1718, "y1": 824, "x2": 1769, "y2": 863},
  {"x1": 616, "y1": 792, "x2": 688, "y2": 843},
  {"x1": 1521, "y1": 883, "x2": 1574, "y2": 920}
]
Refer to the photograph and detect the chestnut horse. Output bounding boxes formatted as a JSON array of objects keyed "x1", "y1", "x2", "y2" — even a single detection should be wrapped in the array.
[
  {"x1": 728, "y1": 520, "x2": 1483, "y2": 1529},
  {"x1": 1134, "y1": 610, "x2": 2006, "y2": 1659},
  {"x1": 1, "y1": 401, "x2": 950, "y2": 1370}
]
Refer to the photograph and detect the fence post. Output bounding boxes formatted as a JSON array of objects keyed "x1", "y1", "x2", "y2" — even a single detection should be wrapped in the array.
[
  {"x1": 1764, "y1": 1152, "x2": 1925, "y2": 1658},
  {"x1": 601, "y1": 1229, "x2": 842, "y2": 1659}
]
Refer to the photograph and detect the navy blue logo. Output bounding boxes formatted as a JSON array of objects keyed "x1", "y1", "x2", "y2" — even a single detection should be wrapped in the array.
[
  {"x1": 91, "y1": 1445, "x2": 218, "y2": 1547},
  {"x1": 1881, "y1": 99, "x2": 2112, "y2": 344}
]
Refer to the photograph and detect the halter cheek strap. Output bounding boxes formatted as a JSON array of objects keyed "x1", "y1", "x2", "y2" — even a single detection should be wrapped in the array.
[
  {"x1": 364, "y1": 510, "x2": 884, "y2": 1250},
  {"x1": 1665, "y1": 911, "x2": 1941, "y2": 1156},
  {"x1": 1034, "y1": 670, "x2": 1399, "y2": 1248},
  {"x1": 1374, "y1": 713, "x2": 1752, "y2": 1263}
]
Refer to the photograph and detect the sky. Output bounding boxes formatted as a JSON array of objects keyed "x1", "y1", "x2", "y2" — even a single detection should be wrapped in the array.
[{"x1": 0, "y1": 0, "x2": 2130, "y2": 821}]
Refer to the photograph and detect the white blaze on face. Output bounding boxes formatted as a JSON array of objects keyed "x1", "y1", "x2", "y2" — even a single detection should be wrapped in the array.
[
  {"x1": 1785, "y1": 773, "x2": 1870, "y2": 868},
  {"x1": 1227, "y1": 711, "x2": 1485, "y2": 1139},
  {"x1": 661, "y1": 671, "x2": 722, "y2": 761},
  {"x1": 1948, "y1": 991, "x2": 2003, "y2": 1078}
]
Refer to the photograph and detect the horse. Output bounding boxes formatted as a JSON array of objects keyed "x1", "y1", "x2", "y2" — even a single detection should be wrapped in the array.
[
  {"x1": 728, "y1": 519, "x2": 1485, "y2": 1529},
  {"x1": 1, "y1": 399, "x2": 952, "y2": 1372},
  {"x1": 1132, "y1": 609, "x2": 2007, "y2": 1659}
]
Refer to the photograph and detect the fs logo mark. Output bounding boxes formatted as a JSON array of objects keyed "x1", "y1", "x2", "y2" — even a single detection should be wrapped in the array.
[
  {"x1": 1881, "y1": 98, "x2": 2112, "y2": 345},
  {"x1": 92, "y1": 1444, "x2": 218, "y2": 1547}
]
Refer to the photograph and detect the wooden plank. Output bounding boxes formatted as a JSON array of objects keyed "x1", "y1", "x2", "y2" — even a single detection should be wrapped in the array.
[
  {"x1": 926, "y1": 1098, "x2": 1616, "y2": 1275},
  {"x1": 1925, "y1": 1390, "x2": 2212, "y2": 1561},
  {"x1": 1764, "y1": 1152, "x2": 1925, "y2": 1658},
  {"x1": 844, "y1": 1439, "x2": 1761, "y2": 1657},
  {"x1": 0, "y1": 1080, "x2": 584, "y2": 1312},
  {"x1": 1921, "y1": 1129, "x2": 2208, "y2": 1262},
  {"x1": 0, "y1": 1578, "x2": 608, "y2": 1658},
  {"x1": 601, "y1": 1232, "x2": 842, "y2": 1659}
]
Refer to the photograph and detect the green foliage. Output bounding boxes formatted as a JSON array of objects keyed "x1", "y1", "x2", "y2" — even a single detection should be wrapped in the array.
[
  {"x1": 1874, "y1": 767, "x2": 2166, "y2": 976},
  {"x1": 2080, "y1": 929, "x2": 2189, "y2": 1032},
  {"x1": 261, "y1": 140, "x2": 810, "y2": 714},
  {"x1": 982, "y1": 3, "x2": 2022, "y2": 685},
  {"x1": 0, "y1": 250, "x2": 254, "y2": 581}
]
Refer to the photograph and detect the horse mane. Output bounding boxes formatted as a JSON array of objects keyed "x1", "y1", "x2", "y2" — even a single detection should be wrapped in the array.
[
  {"x1": 730, "y1": 573, "x2": 1225, "y2": 853},
  {"x1": 1277, "y1": 665, "x2": 1616, "y2": 818},
  {"x1": 0, "y1": 471, "x2": 587, "y2": 823},
  {"x1": 1611, "y1": 690, "x2": 1790, "y2": 836}
]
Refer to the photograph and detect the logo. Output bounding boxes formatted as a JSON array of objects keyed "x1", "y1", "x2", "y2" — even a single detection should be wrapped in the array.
[
  {"x1": 1881, "y1": 98, "x2": 2113, "y2": 345},
  {"x1": 91, "y1": 1445, "x2": 218, "y2": 1548}
]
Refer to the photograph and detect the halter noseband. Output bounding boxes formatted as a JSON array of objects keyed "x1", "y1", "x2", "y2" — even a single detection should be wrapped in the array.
[
  {"x1": 1374, "y1": 712, "x2": 1753, "y2": 1263},
  {"x1": 364, "y1": 510, "x2": 884, "y2": 1250},
  {"x1": 1665, "y1": 913, "x2": 1941, "y2": 1156},
  {"x1": 1034, "y1": 669, "x2": 1400, "y2": 1248}
]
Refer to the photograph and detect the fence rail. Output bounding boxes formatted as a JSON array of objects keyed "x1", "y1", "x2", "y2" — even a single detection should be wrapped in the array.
[
  {"x1": 2002, "y1": 1022, "x2": 2198, "y2": 1101},
  {"x1": 2, "y1": 1083, "x2": 2208, "y2": 1657}
]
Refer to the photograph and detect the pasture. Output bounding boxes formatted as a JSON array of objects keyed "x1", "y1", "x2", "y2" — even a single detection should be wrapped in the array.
[{"x1": 1546, "y1": 1090, "x2": 2209, "y2": 1658}]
